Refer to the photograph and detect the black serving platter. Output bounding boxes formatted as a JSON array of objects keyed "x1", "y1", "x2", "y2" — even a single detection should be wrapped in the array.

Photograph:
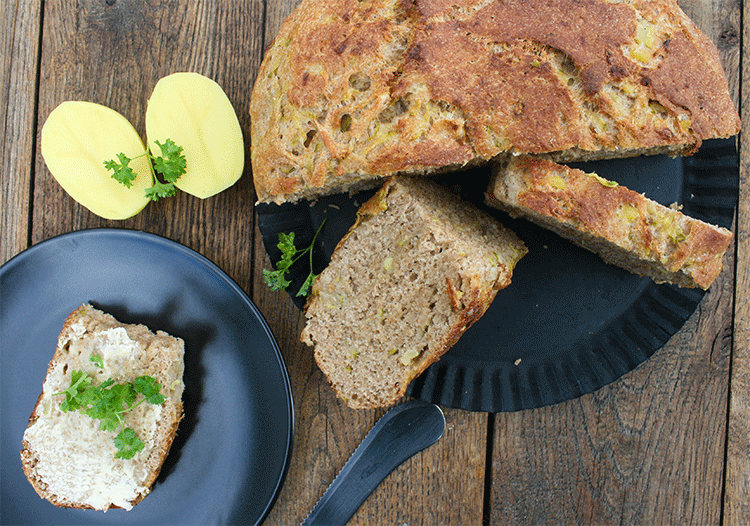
[
  {"x1": 257, "y1": 139, "x2": 737, "y2": 412},
  {"x1": 0, "y1": 229, "x2": 293, "y2": 525}
]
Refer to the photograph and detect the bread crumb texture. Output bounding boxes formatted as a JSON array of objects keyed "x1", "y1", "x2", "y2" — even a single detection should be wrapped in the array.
[
  {"x1": 250, "y1": 0, "x2": 740, "y2": 203},
  {"x1": 20, "y1": 304, "x2": 184, "y2": 511},
  {"x1": 487, "y1": 156, "x2": 732, "y2": 289},
  {"x1": 301, "y1": 177, "x2": 527, "y2": 408}
]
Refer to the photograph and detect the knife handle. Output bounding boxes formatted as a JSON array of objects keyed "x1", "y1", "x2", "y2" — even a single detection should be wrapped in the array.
[{"x1": 302, "y1": 400, "x2": 446, "y2": 526}]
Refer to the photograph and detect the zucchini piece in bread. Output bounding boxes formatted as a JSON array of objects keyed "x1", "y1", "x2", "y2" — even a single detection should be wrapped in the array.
[
  {"x1": 20, "y1": 304, "x2": 184, "y2": 511},
  {"x1": 301, "y1": 176, "x2": 527, "y2": 408},
  {"x1": 486, "y1": 156, "x2": 732, "y2": 289}
]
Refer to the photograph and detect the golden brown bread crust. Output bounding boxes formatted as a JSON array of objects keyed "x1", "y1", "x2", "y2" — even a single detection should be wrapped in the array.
[
  {"x1": 20, "y1": 304, "x2": 184, "y2": 511},
  {"x1": 487, "y1": 156, "x2": 733, "y2": 289},
  {"x1": 250, "y1": 0, "x2": 740, "y2": 203}
]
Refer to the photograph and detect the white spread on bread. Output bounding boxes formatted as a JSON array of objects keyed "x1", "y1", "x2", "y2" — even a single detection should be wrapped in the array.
[
  {"x1": 21, "y1": 306, "x2": 184, "y2": 511},
  {"x1": 23, "y1": 322, "x2": 164, "y2": 510}
]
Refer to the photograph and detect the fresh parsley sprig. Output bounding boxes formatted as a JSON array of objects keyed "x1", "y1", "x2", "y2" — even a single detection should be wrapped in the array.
[
  {"x1": 264, "y1": 219, "x2": 327, "y2": 297},
  {"x1": 53, "y1": 363, "x2": 167, "y2": 460},
  {"x1": 103, "y1": 153, "x2": 138, "y2": 188},
  {"x1": 90, "y1": 353, "x2": 104, "y2": 368},
  {"x1": 104, "y1": 138, "x2": 187, "y2": 201}
]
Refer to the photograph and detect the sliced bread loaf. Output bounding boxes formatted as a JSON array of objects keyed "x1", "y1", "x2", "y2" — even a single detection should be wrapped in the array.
[
  {"x1": 486, "y1": 156, "x2": 732, "y2": 289},
  {"x1": 20, "y1": 304, "x2": 185, "y2": 511},
  {"x1": 250, "y1": 0, "x2": 740, "y2": 204},
  {"x1": 300, "y1": 176, "x2": 527, "y2": 408}
]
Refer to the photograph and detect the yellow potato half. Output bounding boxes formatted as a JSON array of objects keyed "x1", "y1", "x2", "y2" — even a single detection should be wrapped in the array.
[
  {"x1": 41, "y1": 101, "x2": 154, "y2": 220},
  {"x1": 145, "y1": 72, "x2": 244, "y2": 199}
]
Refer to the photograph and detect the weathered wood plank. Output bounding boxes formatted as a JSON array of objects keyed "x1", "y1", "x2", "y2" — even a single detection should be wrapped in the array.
[
  {"x1": 253, "y1": 225, "x2": 489, "y2": 525},
  {"x1": 253, "y1": 0, "x2": 488, "y2": 523},
  {"x1": 723, "y1": 0, "x2": 749, "y2": 520},
  {"x1": 491, "y1": 266, "x2": 733, "y2": 524},
  {"x1": 490, "y1": 0, "x2": 740, "y2": 522},
  {"x1": 254, "y1": 0, "x2": 488, "y2": 523},
  {"x1": 33, "y1": 0, "x2": 263, "y2": 293},
  {"x1": 349, "y1": 407, "x2": 486, "y2": 525},
  {"x1": 1, "y1": 1, "x2": 41, "y2": 265}
]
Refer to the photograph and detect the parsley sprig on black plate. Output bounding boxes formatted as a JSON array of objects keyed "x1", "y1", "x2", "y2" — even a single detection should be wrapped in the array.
[{"x1": 264, "y1": 219, "x2": 327, "y2": 297}]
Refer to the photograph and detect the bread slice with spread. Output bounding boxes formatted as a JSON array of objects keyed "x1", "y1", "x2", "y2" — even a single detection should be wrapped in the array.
[
  {"x1": 20, "y1": 304, "x2": 185, "y2": 511},
  {"x1": 250, "y1": 0, "x2": 740, "y2": 204},
  {"x1": 300, "y1": 176, "x2": 527, "y2": 408},
  {"x1": 486, "y1": 156, "x2": 732, "y2": 289}
]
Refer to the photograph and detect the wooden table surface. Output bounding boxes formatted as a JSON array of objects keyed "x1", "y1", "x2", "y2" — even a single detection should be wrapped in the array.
[{"x1": 2, "y1": 0, "x2": 747, "y2": 524}]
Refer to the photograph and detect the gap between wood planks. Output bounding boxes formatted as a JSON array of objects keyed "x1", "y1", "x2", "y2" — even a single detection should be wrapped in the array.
[
  {"x1": 482, "y1": 412, "x2": 496, "y2": 526},
  {"x1": 26, "y1": 0, "x2": 45, "y2": 251}
]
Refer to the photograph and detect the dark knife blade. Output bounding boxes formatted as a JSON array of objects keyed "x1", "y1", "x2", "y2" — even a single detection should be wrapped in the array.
[{"x1": 301, "y1": 399, "x2": 446, "y2": 526}]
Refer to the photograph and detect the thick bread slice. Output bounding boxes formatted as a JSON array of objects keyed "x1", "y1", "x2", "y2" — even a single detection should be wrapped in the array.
[
  {"x1": 250, "y1": 0, "x2": 740, "y2": 204},
  {"x1": 20, "y1": 304, "x2": 184, "y2": 511},
  {"x1": 486, "y1": 156, "x2": 732, "y2": 289},
  {"x1": 300, "y1": 177, "x2": 527, "y2": 408}
]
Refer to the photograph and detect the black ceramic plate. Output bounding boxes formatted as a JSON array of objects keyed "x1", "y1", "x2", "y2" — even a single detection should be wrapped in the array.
[
  {"x1": 257, "y1": 139, "x2": 737, "y2": 412},
  {"x1": 0, "y1": 229, "x2": 293, "y2": 525}
]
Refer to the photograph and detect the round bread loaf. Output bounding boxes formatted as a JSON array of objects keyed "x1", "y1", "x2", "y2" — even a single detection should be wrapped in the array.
[{"x1": 250, "y1": 0, "x2": 740, "y2": 204}]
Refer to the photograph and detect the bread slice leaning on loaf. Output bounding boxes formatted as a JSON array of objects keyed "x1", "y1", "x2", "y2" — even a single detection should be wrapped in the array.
[
  {"x1": 300, "y1": 176, "x2": 527, "y2": 408},
  {"x1": 20, "y1": 304, "x2": 185, "y2": 511},
  {"x1": 486, "y1": 156, "x2": 732, "y2": 289}
]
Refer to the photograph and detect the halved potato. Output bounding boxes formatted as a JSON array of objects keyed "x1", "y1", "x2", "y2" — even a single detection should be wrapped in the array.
[
  {"x1": 41, "y1": 101, "x2": 154, "y2": 220},
  {"x1": 145, "y1": 72, "x2": 244, "y2": 199}
]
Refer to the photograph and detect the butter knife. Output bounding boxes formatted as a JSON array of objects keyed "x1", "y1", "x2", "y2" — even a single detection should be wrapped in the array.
[{"x1": 301, "y1": 399, "x2": 446, "y2": 526}]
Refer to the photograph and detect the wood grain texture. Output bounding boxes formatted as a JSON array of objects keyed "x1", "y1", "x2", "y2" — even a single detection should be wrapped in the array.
[
  {"x1": 33, "y1": 0, "x2": 263, "y2": 292},
  {"x1": 723, "y1": 0, "x2": 749, "y2": 520},
  {"x1": 348, "y1": 408, "x2": 486, "y2": 525},
  {"x1": 490, "y1": 265, "x2": 734, "y2": 525},
  {"x1": 253, "y1": 0, "x2": 489, "y2": 523},
  {"x1": 253, "y1": 222, "x2": 488, "y2": 525},
  {"x1": 261, "y1": 0, "x2": 296, "y2": 47},
  {"x1": 1, "y1": 0, "x2": 41, "y2": 265},
  {"x1": 489, "y1": 0, "x2": 740, "y2": 522},
  {"x1": 678, "y1": 0, "x2": 741, "y2": 106}
]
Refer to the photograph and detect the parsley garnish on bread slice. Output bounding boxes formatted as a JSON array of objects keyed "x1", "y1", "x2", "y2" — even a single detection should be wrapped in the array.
[{"x1": 20, "y1": 304, "x2": 184, "y2": 511}]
